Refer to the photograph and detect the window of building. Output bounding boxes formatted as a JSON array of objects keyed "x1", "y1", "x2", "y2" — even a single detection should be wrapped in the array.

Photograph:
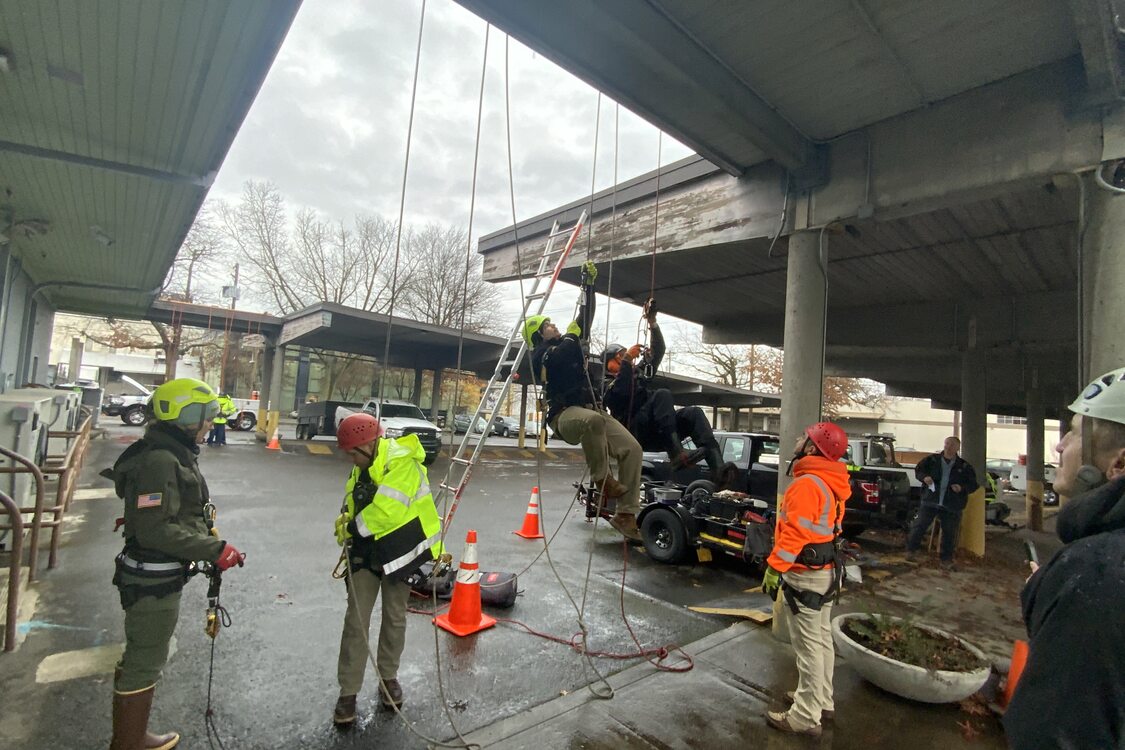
[{"x1": 996, "y1": 415, "x2": 1027, "y2": 425}]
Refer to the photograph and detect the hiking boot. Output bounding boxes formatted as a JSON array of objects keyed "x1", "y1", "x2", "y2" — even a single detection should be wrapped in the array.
[
  {"x1": 608, "y1": 512, "x2": 642, "y2": 541},
  {"x1": 333, "y1": 695, "x2": 357, "y2": 725},
  {"x1": 379, "y1": 678, "x2": 404, "y2": 709},
  {"x1": 766, "y1": 710, "x2": 822, "y2": 736},
  {"x1": 595, "y1": 475, "x2": 628, "y2": 499},
  {"x1": 785, "y1": 690, "x2": 834, "y2": 723},
  {"x1": 111, "y1": 686, "x2": 180, "y2": 750}
]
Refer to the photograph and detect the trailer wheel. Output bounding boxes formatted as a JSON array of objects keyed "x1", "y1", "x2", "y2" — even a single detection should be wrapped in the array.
[
  {"x1": 641, "y1": 507, "x2": 688, "y2": 564},
  {"x1": 683, "y1": 479, "x2": 715, "y2": 505}
]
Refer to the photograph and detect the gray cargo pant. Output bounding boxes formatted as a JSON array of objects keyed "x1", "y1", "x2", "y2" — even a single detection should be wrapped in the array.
[
  {"x1": 337, "y1": 568, "x2": 412, "y2": 696},
  {"x1": 554, "y1": 405, "x2": 642, "y2": 514}
]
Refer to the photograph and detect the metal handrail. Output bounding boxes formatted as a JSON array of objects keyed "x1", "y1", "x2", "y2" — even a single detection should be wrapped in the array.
[
  {"x1": 0, "y1": 488, "x2": 23, "y2": 652},
  {"x1": 0, "y1": 445, "x2": 45, "y2": 582}
]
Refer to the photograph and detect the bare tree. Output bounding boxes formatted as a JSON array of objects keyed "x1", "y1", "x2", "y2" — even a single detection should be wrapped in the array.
[
  {"x1": 218, "y1": 181, "x2": 408, "y2": 315},
  {"x1": 398, "y1": 223, "x2": 502, "y2": 333},
  {"x1": 673, "y1": 327, "x2": 755, "y2": 388}
]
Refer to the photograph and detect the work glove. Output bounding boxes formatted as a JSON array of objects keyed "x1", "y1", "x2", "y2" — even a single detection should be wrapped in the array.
[
  {"x1": 581, "y1": 261, "x2": 598, "y2": 285},
  {"x1": 625, "y1": 344, "x2": 644, "y2": 361},
  {"x1": 335, "y1": 512, "x2": 353, "y2": 547},
  {"x1": 761, "y1": 566, "x2": 781, "y2": 600},
  {"x1": 643, "y1": 298, "x2": 657, "y2": 324},
  {"x1": 565, "y1": 320, "x2": 582, "y2": 337},
  {"x1": 215, "y1": 543, "x2": 245, "y2": 572}
]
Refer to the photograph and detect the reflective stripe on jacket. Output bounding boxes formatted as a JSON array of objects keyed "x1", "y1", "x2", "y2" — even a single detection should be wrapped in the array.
[
  {"x1": 343, "y1": 433, "x2": 444, "y2": 580},
  {"x1": 768, "y1": 456, "x2": 852, "y2": 572},
  {"x1": 213, "y1": 395, "x2": 236, "y2": 425}
]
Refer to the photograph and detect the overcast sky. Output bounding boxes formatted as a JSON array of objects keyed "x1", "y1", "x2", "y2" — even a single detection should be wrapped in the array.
[{"x1": 206, "y1": 0, "x2": 699, "y2": 354}]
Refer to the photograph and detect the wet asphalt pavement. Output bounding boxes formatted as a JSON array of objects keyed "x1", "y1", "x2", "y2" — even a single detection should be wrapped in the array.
[{"x1": 0, "y1": 426, "x2": 745, "y2": 749}]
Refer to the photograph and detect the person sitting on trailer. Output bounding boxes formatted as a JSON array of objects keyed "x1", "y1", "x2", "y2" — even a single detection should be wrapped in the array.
[
  {"x1": 602, "y1": 300, "x2": 725, "y2": 482},
  {"x1": 524, "y1": 261, "x2": 643, "y2": 541}
]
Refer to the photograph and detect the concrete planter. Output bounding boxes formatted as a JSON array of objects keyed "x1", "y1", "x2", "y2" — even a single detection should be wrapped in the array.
[{"x1": 832, "y1": 613, "x2": 991, "y2": 704}]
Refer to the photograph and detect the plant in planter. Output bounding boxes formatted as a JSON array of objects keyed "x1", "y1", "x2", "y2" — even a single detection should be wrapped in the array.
[{"x1": 832, "y1": 612, "x2": 992, "y2": 703}]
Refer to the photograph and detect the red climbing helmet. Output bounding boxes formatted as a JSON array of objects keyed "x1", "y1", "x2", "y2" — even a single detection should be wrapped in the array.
[
  {"x1": 337, "y1": 412, "x2": 383, "y2": 452},
  {"x1": 805, "y1": 421, "x2": 848, "y2": 461}
]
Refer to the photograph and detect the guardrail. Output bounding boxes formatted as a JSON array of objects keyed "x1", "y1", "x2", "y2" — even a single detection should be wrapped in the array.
[
  {"x1": 1, "y1": 489, "x2": 22, "y2": 652},
  {"x1": 0, "y1": 413, "x2": 93, "y2": 577}
]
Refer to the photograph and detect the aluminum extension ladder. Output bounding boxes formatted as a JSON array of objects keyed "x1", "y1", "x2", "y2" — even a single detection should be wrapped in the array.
[{"x1": 435, "y1": 210, "x2": 588, "y2": 528}]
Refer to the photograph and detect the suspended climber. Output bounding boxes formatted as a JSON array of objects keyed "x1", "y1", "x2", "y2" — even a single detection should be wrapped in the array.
[
  {"x1": 105, "y1": 378, "x2": 245, "y2": 750},
  {"x1": 602, "y1": 299, "x2": 726, "y2": 484},
  {"x1": 523, "y1": 261, "x2": 644, "y2": 541}
]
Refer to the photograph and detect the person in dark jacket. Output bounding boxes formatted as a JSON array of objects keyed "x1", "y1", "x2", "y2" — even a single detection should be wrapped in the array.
[
  {"x1": 602, "y1": 301, "x2": 724, "y2": 482},
  {"x1": 904, "y1": 436, "x2": 978, "y2": 569},
  {"x1": 524, "y1": 262, "x2": 643, "y2": 541},
  {"x1": 106, "y1": 378, "x2": 244, "y2": 750},
  {"x1": 1004, "y1": 366, "x2": 1125, "y2": 749}
]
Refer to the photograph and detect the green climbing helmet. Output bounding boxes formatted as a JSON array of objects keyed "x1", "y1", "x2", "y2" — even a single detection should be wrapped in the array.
[
  {"x1": 151, "y1": 378, "x2": 219, "y2": 427},
  {"x1": 522, "y1": 315, "x2": 550, "y2": 347}
]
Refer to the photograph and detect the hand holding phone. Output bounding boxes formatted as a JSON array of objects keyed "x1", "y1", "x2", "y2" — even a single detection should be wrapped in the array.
[{"x1": 1024, "y1": 540, "x2": 1039, "y2": 566}]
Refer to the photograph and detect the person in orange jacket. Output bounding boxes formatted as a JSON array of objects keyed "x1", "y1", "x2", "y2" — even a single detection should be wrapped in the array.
[{"x1": 761, "y1": 421, "x2": 852, "y2": 737}]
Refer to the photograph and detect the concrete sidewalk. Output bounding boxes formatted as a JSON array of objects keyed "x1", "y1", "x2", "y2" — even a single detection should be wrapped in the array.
[{"x1": 464, "y1": 620, "x2": 1006, "y2": 749}]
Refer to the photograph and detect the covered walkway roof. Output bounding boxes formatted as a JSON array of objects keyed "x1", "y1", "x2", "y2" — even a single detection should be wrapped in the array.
[
  {"x1": 0, "y1": 1, "x2": 302, "y2": 317},
  {"x1": 464, "y1": 0, "x2": 1118, "y2": 416}
]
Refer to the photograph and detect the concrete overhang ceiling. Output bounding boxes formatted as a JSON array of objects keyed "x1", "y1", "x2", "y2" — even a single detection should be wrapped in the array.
[
  {"x1": 0, "y1": 1, "x2": 301, "y2": 317},
  {"x1": 454, "y1": 0, "x2": 1078, "y2": 176}
]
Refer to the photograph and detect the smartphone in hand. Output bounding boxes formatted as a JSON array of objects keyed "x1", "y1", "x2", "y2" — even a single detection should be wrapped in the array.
[{"x1": 1024, "y1": 540, "x2": 1039, "y2": 566}]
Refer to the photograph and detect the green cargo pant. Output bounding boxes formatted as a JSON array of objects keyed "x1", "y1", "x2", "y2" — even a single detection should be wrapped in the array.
[
  {"x1": 337, "y1": 568, "x2": 412, "y2": 696},
  {"x1": 115, "y1": 592, "x2": 181, "y2": 693},
  {"x1": 554, "y1": 405, "x2": 642, "y2": 514}
]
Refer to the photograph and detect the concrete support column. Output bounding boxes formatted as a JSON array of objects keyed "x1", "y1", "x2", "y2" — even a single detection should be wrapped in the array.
[
  {"x1": 711, "y1": 406, "x2": 719, "y2": 429},
  {"x1": 430, "y1": 369, "x2": 443, "y2": 422},
  {"x1": 67, "y1": 337, "x2": 84, "y2": 382},
  {"x1": 959, "y1": 338, "x2": 987, "y2": 556},
  {"x1": 518, "y1": 383, "x2": 529, "y2": 449},
  {"x1": 411, "y1": 367, "x2": 424, "y2": 406},
  {"x1": 730, "y1": 407, "x2": 740, "y2": 431},
  {"x1": 263, "y1": 343, "x2": 286, "y2": 442},
  {"x1": 778, "y1": 229, "x2": 827, "y2": 498},
  {"x1": 294, "y1": 349, "x2": 310, "y2": 404},
  {"x1": 1026, "y1": 373, "x2": 1046, "y2": 532},
  {"x1": 1081, "y1": 171, "x2": 1125, "y2": 380}
]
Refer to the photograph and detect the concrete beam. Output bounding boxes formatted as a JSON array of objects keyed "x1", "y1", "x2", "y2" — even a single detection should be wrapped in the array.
[
  {"x1": 479, "y1": 59, "x2": 1104, "y2": 284},
  {"x1": 452, "y1": 0, "x2": 812, "y2": 174},
  {"x1": 1067, "y1": 0, "x2": 1125, "y2": 103}
]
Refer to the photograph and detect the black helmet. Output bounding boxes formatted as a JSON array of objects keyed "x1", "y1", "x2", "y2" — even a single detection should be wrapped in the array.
[{"x1": 602, "y1": 343, "x2": 626, "y2": 364}]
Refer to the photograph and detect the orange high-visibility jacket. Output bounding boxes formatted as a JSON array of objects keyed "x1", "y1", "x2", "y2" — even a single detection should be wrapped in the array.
[{"x1": 768, "y1": 456, "x2": 852, "y2": 572}]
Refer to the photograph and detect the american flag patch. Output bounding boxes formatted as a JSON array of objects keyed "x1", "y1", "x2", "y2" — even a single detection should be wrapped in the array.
[{"x1": 136, "y1": 493, "x2": 162, "y2": 509}]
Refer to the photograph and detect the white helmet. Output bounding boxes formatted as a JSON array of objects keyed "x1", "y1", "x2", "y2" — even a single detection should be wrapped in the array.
[{"x1": 1069, "y1": 366, "x2": 1125, "y2": 425}]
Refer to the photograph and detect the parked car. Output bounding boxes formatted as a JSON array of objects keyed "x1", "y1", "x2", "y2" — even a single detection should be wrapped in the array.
[
  {"x1": 452, "y1": 413, "x2": 473, "y2": 434},
  {"x1": 986, "y1": 458, "x2": 1018, "y2": 490},
  {"x1": 100, "y1": 374, "x2": 152, "y2": 426},
  {"x1": 641, "y1": 430, "x2": 912, "y2": 537}
]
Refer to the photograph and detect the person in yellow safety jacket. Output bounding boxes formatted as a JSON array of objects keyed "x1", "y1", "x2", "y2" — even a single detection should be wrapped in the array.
[
  {"x1": 206, "y1": 393, "x2": 237, "y2": 447},
  {"x1": 331, "y1": 412, "x2": 444, "y2": 726},
  {"x1": 762, "y1": 421, "x2": 852, "y2": 737}
]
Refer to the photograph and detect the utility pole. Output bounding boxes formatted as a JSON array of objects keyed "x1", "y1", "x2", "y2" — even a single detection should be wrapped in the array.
[{"x1": 219, "y1": 263, "x2": 240, "y2": 393}]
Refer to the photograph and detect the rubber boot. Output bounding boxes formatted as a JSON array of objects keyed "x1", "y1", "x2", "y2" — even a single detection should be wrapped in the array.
[{"x1": 110, "y1": 685, "x2": 180, "y2": 750}]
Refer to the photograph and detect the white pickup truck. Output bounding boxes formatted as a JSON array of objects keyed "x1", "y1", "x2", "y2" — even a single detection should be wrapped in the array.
[{"x1": 334, "y1": 398, "x2": 442, "y2": 465}]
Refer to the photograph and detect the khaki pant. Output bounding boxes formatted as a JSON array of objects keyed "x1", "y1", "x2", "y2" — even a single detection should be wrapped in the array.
[
  {"x1": 116, "y1": 592, "x2": 181, "y2": 692},
  {"x1": 782, "y1": 567, "x2": 835, "y2": 730},
  {"x1": 337, "y1": 568, "x2": 412, "y2": 696},
  {"x1": 554, "y1": 405, "x2": 641, "y2": 514}
]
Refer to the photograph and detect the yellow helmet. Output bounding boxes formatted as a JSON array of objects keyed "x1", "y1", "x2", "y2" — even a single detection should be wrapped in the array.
[
  {"x1": 522, "y1": 315, "x2": 550, "y2": 347},
  {"x1": 151, "y1": 378, "x2": 219, "y2": 426}
]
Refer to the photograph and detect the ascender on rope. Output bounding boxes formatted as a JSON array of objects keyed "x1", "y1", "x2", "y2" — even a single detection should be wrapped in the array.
[{"x1": 204, "y1": 565, "x2": 222, "y2": 639}]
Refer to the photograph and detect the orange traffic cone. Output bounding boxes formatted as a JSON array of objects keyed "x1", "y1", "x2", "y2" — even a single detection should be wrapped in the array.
[
  {"x1": 266, "y1": 427, "x2": 281, "y2": 451},
  {"x1": 434, "y1": 530, "x2": 496, "y2": 637},
  {"x1": 513, "y1": 487, "x2": 545, "y2": 539},
  {"x1": 1001, "y1": 639, "x2": 1029, "y2": 707}
]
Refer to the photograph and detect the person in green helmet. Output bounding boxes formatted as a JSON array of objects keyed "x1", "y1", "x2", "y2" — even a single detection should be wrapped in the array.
[
  {"x1": 525, "y1": 262, "x2": 643, "y2": 541},
  {"x1": 105, "y1": 378, "x2": 244, "y2": 750}
]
